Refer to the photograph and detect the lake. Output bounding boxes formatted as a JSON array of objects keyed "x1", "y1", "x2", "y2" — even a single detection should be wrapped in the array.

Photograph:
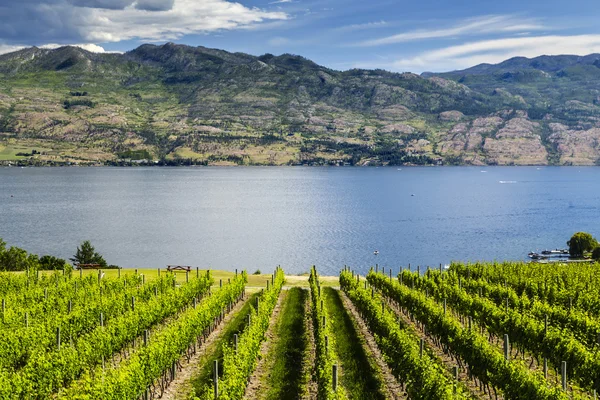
[{"x1": 1, "y1": 166, "x2": 599, "y2": 275}]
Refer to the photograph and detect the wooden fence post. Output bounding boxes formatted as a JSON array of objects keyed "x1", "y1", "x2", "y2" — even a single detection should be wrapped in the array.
[
  {"x1": 561, "y1": 361, "x2": 567, "y2": 391},
  {"x1": 332, "y1": 364, "x2": 338, "y2": 391},
  {"x1": 453, "y1": 366, "x2": 458, "y2": 393},
  {"x1": 213, "y1": 360, "x2": 219, "y2": 399}
]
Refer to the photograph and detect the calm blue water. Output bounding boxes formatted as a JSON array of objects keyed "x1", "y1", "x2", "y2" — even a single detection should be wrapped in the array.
[{"x1": 0, "y1": 166, "x2": 599, "y2": 275}]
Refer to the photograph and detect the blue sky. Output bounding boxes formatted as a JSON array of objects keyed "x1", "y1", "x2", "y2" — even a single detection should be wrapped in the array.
[{"x1": 1, "y1": 0, "x2": 600, "y2": 72}]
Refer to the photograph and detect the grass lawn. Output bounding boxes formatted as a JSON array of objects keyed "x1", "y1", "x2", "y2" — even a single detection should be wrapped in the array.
[
  {"x1": 258, "y1": 287, "x2": 309, "y2": 399},
  {"x1": 323, "y1": 287, "x2": 387, "y2": 400},
  {"x1": 0, "y1": 145, "x2": 29, "y2": 160}
]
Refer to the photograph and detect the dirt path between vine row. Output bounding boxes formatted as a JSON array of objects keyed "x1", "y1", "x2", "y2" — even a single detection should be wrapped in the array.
[
  {"x1": 302, "y1": 292, "x2": 318, "y2": 400},
  {"x1": 160, "y1": 294, "x2": 250, "y2": 400},
  {"x1": 338, "y1": 291, "x2": 408, "y2": 400},
  {"x1": 243, "y1": 289, "x2": 286, "y2": 399},
  {"x1": 382, "y1": 295, "x2": 499, "y2": 400}
]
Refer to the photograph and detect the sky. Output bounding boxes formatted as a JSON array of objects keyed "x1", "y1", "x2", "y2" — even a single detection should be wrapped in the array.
[{"x1": 1, "y1": 0, "x2": 600, "y2": 73}]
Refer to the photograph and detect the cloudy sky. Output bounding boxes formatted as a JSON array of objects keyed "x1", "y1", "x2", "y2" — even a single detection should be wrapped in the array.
[{"x1": 1, "y1": 0, "x2": 600, "y2": 73}]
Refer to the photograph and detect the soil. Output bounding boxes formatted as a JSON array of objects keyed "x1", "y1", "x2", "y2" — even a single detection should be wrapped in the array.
[{"x1": 302, "y1": 292, "x2": 318, "y2": 400}]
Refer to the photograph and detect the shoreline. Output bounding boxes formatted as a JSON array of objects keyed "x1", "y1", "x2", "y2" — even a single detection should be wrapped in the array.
[{"x1": 1, "y1": 164, "x2": 598, "y2": 168}]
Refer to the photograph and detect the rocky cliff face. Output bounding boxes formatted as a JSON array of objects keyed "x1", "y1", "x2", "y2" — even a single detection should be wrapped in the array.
[{"x1": 1, "y1": 44, "x2": 600, "y2": 165}]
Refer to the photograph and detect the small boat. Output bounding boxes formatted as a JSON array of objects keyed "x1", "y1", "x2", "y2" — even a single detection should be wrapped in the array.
[
  {"x1": 541, "y1": 249, "x2": 562, "y2": 255},
  {"x1": 373, "y1": 250, "x2": 379, "y2": 255}
]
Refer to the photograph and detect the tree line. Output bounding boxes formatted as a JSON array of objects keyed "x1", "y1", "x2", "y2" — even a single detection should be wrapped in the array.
[{"x1": 0, "y1": 238, "x2": 115, "y2": 271}]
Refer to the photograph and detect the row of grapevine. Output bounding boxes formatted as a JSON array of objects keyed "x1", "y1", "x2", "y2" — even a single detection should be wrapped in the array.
[
  {"x1": 450, "y1": 262, "x2": 600, "y2": 315},
  {"x1": 56, "y1": 272, "x2": 247, "y2": 399},
  {"x1": 0, "y1": 270, "x2": 168, "y2": 335},
  {"x1": 309, "y1": 266, "x2": 345, "y2": 400},
  {"x1": 0, "y1": 273, "x2": 177, "y2": 375},
  {"x1": 402, "y1": 269, "x2": 600, "y2": 393},
  {"x1": 367, "y1": 271, "x2": 574, "y2": 400},
  {"x1": 0, "y1": 272, "x2": 214, "y2": 399},
  {"x1": 197, "y1": 267, "x2": 284, "y2": 399},
  {"x1": 0, "y1": 271, "x2": 150, "y2": 326},
  {"x1": 440, "y1": 270, "x2": 600, "y2": 349},
  {"x1": 339, "y1": 269, "x2": 466, "y2": 399}
]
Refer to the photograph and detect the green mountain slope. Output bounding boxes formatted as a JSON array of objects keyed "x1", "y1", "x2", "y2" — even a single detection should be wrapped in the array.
[{"x1": 1, "y1": 44, "x2": 600, "y2": 166}]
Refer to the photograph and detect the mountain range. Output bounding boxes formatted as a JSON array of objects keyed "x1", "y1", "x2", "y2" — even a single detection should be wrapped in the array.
[{"x1": 2, "y1": 43, "x2": 600, "y2": 165}]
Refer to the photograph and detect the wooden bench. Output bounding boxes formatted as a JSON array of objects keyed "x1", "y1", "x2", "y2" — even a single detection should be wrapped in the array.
[{"x1": 167, "y1": 265, "x2": 192, "y2": 272}]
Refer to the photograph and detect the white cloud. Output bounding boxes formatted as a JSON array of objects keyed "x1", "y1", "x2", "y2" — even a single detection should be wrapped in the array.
[
  {"x1": 389, "y1": 35, "x2": 600, "y2": 73},
  {"x1": 0, "y1": 43, "x2": 121, "y2": 56},
  {"x1": 0, "y1": 45, "x2": 28, "y2": 55},
  {"x1": 269, "y1": 0, "x2": 293, "y2": 3},
  {"x1": 82, "y1": 0, "x2": 288, "y2": 42},
  {"x1": 0, "y1": 0, "x2": 288, "y2": 46},
  {"x1": 333, "y1": 20, "x2": 387, "y2": 33},
  {"x1": 355, "y1": 15, "x2": 545, "y2": 47},
  {"x1": 39, "y1": 43, "x2": 113, "y2": 53}
]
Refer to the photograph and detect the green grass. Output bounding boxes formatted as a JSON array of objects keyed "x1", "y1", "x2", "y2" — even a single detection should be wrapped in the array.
[
  {"x1": 190, "y1": 291, "x2": 260, "y2": 398},
  {"x1": 0, "y1": 145, "x2": 30, "y2": 160},
  {"x1": 259, "y1": 287, "x2": 309, "y2": 400},
  {"x1": 323, "y1": 287, "x2": 387, "y2": 400}
]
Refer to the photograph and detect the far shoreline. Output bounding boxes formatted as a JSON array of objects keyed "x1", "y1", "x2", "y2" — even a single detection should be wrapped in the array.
[{"x1": 1, "y1": 164, "x2": 599, "y2": 168}]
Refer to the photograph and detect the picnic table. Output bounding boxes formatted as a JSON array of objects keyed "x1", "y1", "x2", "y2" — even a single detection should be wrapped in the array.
[{"x1": 167, "y1": 265, "x2": 192, "y2": 272}]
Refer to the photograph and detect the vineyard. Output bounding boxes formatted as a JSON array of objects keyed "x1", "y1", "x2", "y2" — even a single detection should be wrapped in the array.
[{"x1": 0, "y1": 262, "x2": 599, "y2": 399}]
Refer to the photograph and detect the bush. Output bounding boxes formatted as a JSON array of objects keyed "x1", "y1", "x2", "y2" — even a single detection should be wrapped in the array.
[
  {"x1": 253, "y1": 269, "x2": 261, "y2": 275},
  {"x1": 63, "y1": 99, "x2": 94, "y2": 109}
]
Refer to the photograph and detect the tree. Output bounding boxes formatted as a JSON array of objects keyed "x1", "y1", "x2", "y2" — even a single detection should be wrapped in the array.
[
  {"x1": 567, "y1": 232, "x2": 598, "y2": 257},
  {"x1": 592, "y1": 247, "x2": 600, "y2": 262},
  {"x1": 0, "y1": 246, "x2": 28, "y2": 271},
  {"x1": 70, "y1": 240, "x2": 107, "y2": 268}
]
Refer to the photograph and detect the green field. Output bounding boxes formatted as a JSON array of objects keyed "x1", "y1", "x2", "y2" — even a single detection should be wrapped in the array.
[{"x1": 0, "y1": 145, "x2": 29, "y2": 160}]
